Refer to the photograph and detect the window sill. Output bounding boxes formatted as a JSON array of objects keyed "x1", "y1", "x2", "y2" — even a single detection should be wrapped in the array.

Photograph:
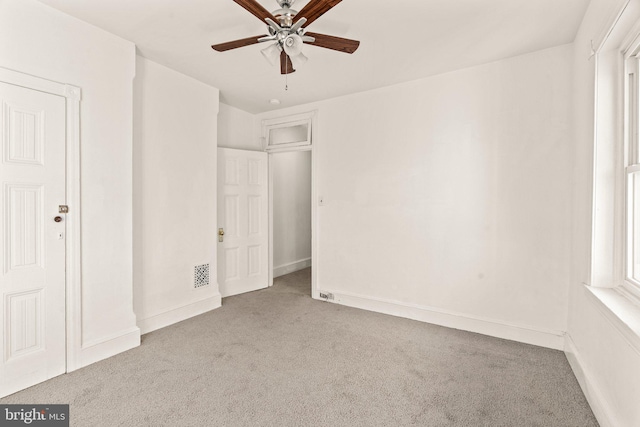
[{"x1": 584, "y1": 285, "x2": 640, "y2": 354}]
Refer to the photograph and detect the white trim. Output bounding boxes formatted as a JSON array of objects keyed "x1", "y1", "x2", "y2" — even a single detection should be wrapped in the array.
[
  {"x1": 273, "y1": 257, "x2": 311, "y2": 278},
  {"x1": 321, "y1": 289, "x2": 565, "y2": 350},
  {"x1": 310, "y1": 118, "x2": 318, "y2": 300},
  {"x1": 621, "y1": 14, "x2": 640, "y2": 57},
  {"x1": 64, "y1": 84, "x2": 83, "y2": 372},
  {"x1": 621, "y1": 23, "x2": 640, "y2": 302},
  {"x1": 264, "y1": 142, "x2": 311, "y2": 153},
  {"x1": 592, "y1": 0, "x2": 631, "y2": 54},
  {"x1": 622, "y1": 277, "x2": 640, "y2": 300},
  {"x1": 583, "y1": 285, "x2": 640, "y2": 356},
  {"x1": 78, "y1": 327, "x2": 140, "y2": 369},
  {"x1": 0, "y1": 67, "x2": 83, "y2": 372},
  {"x1": 564, "y1": 334, "x2": 619, "y2": 427},
  {"x1": 268, "y1": 153, "x2": 274, "y2": 287},
  {"x1": 137, "y1": 294, "x2": 222, "y2": 335},
  {"x1": 0, "y1": 68, "x2": 74, "y2": 97}
]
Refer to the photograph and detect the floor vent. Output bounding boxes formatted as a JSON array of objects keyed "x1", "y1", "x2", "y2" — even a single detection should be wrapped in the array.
[{"x1": 194, "y1": 264, "x2": 210, "y2": 288}]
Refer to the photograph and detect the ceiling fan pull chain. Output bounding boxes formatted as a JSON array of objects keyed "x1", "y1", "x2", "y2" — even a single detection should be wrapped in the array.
[{"x1": 285, "y1": 60, "x2": 289, "y2": 90}]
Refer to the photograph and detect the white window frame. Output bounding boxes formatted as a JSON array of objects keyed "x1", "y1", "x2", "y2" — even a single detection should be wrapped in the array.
[
  {"x1": 262, "y1": 111, "x2": 313, "y2": 152},
  {"x1": 622, "y1": 34, "x2": 640, "y2": 301},
  {"x1": 583, "y1": 0, "x2": 640, "y2": 362}
]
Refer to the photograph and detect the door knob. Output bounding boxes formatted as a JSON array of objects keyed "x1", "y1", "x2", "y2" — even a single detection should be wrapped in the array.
[
  {"x1": 218, "y1": 228, "x2": 224, "y2": 242},
  {"x1": 54, "y1": 216, "x2": 63, "y2": 222}
]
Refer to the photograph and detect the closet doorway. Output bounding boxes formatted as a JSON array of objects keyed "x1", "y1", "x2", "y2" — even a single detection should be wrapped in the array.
[{"x1": 269, "y1": 149, "x2": 312, "y2": 293}]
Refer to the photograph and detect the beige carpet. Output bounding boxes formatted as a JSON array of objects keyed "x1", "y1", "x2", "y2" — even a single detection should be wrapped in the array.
[{"x1": 1, "y1": 268, "x2": 598, "y2": 426}]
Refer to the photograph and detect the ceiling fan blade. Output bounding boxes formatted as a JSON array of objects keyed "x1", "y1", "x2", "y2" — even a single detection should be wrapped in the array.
[
  {"x1": 233, "y1": 0, "x2": 278, "y2": 23},
  {"x1": 305, "y1": 32, "x2": 360, "y2": 54},
  {"x1": 280, "y1": 51, "x2": 296, "y2": 74},
  {"x1": 295, "y1": 0, "x2": 342, "y2": 26},
  {"x1": 211, "y1": 35, "x2": 264, "y2": 52}
]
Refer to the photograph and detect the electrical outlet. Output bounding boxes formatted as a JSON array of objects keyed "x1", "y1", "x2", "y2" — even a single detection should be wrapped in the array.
[{"x1": 319, "y1": 292, "x2": 334, "y2": 300}]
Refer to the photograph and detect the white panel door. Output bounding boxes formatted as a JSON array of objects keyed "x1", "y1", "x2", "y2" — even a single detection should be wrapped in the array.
[
  {"x1": 0, "y1": 81, "x2": 66, "y2": 397},
  {"x1": 217, "y1": 148, "x2": 268, "y2": 297}
]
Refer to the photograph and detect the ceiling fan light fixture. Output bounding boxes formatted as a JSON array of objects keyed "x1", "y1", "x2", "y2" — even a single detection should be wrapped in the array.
[
  {"x1": 282, "y1": 34, "x2": 307, "y2": 69},
  {"x1": 283, "y1": 34, "x2": 303, "y2": 57},
  {"x1": 289, "y1": 52, "x2": 308, "y2": 69},
  {"x1": 261, "y1": 42, "x2": 282, "y2": 66}
]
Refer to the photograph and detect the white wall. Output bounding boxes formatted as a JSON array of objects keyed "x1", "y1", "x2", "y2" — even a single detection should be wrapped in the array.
[
  {"x1": 258, "y1": 44, "x2": 573, "y2": 349},
  {"x1": 218, "y1": 102, "x2": 260, "y2": 151},
  {"x1": 272, "y1": 151, "x2": 312, "y2": 277},
  {"x1": 133, "y1": 57, "x2": 221, "y2": 334},
  {"x1": 0, "y1": 0, "x2": 139, "y2": 366},
  {"x1": 566, "y1": 1, "x2": 640, "y2": 426}
]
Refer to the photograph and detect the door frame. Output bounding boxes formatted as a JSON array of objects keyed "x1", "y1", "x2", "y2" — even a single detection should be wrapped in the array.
[
  {"x1": 266, "y1": 111, "x2": 318, "y2": 299},
  {"x1": 0, "y1": 67, "x2": 82, "y2": 372}
]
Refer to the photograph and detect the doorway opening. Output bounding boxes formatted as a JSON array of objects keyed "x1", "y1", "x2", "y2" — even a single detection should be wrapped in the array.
[{"x1": 270, "y1": 149, "x2": 312, "y2": 295}]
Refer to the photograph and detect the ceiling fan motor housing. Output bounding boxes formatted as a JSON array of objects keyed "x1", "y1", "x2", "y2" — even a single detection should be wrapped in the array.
[
  {"x1": 276, "y1": 0, "x2": 296, "y2": 8},
  {"x1": 273, "y1": 0, "x2": 298, "y2": 28}
]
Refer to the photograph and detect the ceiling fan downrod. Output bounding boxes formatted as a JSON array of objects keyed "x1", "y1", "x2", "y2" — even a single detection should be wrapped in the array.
[
  {"x1": 276, "y1": 0, "x2": 296, "y2": 11},
  {"x1": 273, "y1": 0, "x2": 298, "y2": 28}
]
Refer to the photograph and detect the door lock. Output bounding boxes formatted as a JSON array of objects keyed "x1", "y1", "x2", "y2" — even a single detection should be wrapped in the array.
[{"x1": 218, "y1": 228, "x2": 224, "y2": 242}]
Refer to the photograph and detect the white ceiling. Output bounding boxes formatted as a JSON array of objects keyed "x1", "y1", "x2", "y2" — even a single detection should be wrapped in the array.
[{"x1": 37, "y1": 0, "x2": 589, "y2": 113}]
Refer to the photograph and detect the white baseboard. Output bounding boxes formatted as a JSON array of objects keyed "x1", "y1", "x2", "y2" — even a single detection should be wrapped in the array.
[
  {"x1": 137, "y1": 293, "x2": 222, "y2": 335},
  {"x1": 564, "y1": 334, "x2": 617, "y2": 427},
  {"x1": 320, "y1": 289, "x2": 565, "y2": 350},
  {"x1": 78, "y1": 326, "x2": 140, "y2": 369},
  {"x1": 274, "y1": 257, "x2": 311, "y2": 278}
]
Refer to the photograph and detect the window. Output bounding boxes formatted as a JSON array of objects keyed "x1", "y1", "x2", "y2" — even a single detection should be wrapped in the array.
[
  {"x1": 624, "y1": 49, "x2": 640, "y2": 300},
  {"x1": 262, "y1": 111, "x2": 315, "y2": 152},
  {"x1": 583, "y1": 0, "x2": 640, "y2": 357}
]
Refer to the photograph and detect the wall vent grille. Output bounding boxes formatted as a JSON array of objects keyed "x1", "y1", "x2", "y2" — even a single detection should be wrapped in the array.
[{"x1": 194, "y1": 264, "x2": 210, "y2": 288}]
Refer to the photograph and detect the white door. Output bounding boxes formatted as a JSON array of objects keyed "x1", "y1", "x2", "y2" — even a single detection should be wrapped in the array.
[
  {"x1": 0, "y1": 81, "x2": 67, "y2": 397},
  {"x1": 217, "y1": 148, "x2": 268, "y2": 297}
]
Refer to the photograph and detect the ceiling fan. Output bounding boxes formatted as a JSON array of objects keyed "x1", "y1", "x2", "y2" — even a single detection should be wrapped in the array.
[{"x1": 211, "y1": 0, "x2": 360, "y2": 74}]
